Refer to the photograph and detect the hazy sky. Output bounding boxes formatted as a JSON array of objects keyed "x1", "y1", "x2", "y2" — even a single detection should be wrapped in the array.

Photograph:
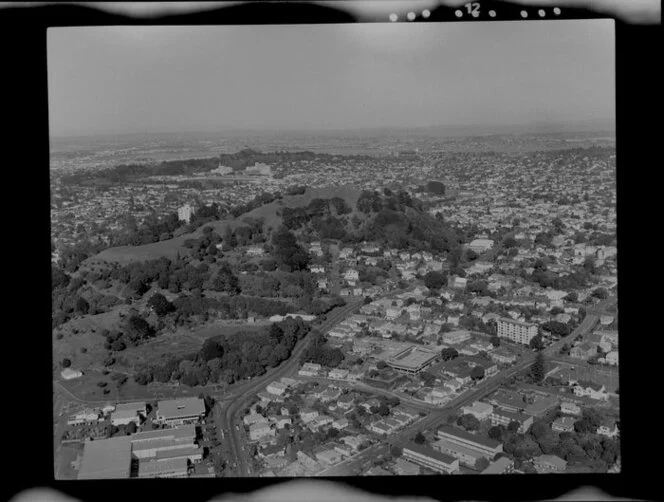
[{"x1": 48, "y1": 20, "x2": 614, "y2": 136}]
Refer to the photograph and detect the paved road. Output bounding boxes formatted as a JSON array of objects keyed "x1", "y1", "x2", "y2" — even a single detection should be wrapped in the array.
[{"x1": 219, "y1": 299, "x2": 365, "y2": 477}]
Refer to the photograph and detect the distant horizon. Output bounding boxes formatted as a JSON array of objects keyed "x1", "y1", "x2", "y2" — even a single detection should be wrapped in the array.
[{"x1": 50, "y1": 117, "x2": 616, "y2": 141}]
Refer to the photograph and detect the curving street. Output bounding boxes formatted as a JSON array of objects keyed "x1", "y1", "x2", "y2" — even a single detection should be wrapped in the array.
[{"x1": 217, "y1": 299, "x2": 365, "y2": 476}]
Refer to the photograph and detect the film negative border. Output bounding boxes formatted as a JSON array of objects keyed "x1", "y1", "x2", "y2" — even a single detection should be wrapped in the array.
[{"x1": 384, "y1": 1, "x2": 607, "y2": 23}]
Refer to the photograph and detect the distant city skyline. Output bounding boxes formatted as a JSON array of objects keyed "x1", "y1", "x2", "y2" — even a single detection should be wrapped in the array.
[{"x1": 48, "y1": 20, "x2": 614, "y2": 137}]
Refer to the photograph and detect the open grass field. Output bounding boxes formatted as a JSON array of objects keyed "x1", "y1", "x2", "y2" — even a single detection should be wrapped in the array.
[
  {"x1": 56, "y1": 443, "x2": 83, "y2": 480},
  {"x1": 118, "y1": 320, "x2": 268, "y2": 368},
  {"x1": 53, "y1": 308, "x2": 129, "y2": 373},
  {"x1": 549, "y1": 361, "x2": 619, "y2": 393}
]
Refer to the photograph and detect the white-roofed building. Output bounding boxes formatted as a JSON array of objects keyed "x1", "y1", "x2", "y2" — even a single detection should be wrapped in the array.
[
  {"x1": 461, "y1": 401, "x2": 494, "y2": 421},
  {"x1": 266, "y1": 381, "x2": 288, "y2": 396},
  {"x1": 61, "y1": 368, "x2": 83, "y2": 380},
  {"x1": 249, "y1": 422, "x2": 275, "y2": 441},
  {"x1": 155, "y1": 397, "x2": 205, "y2": 426},
  {"x1": 110, "y1": 402, "x2": 146, "y2": 426},
  {"x1": 469, "y1": 239, "x2": 494, "y2": 253}
]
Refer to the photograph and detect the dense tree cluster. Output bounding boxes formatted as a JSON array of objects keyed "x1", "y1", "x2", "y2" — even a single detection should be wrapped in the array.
[
  {"x1": 52, "y1": 266, "x2": 71, "y2": 290},
  {"x1": 440, "y1": 347, "x2": 459, "y2": 361},
  {"x1": 280, "y1": 197, "x2": 352, "y2": 240},
  {"x1": 457, "y1": 414, "x2": 481, "y2": 431},
  {"x1": 541, "y1": 320, "x2": 571, "y2": 337},
  {"x1": 229, "y1": 191, "x2": 282, "y2": 218},
  {"x1": 103, "y1": 314, "x2": 156, "y2": 352},
  {"x1": 423, "y1": 271, "x2": 447, "y2": 290},
  {"x1": 529, "y1": 352, "x2": 546, "y2": 383},
  {"x1": 530, "y1": 267, "x2": 591, "y2": 290},
  {"x1": 171, "y1": 293, "x2": 294, "y2": 322},
  {"x1": 271, "y1": 227, "x2": 311, "y2": 272},
  {"x1": 135, "y1": 316, "x2": 312, "y2": 386},
  {"x1": 490, "y1": 407, "x2": 619, "y2": 470},
  {"x1": 426, "y1": 181, "x2": 446, "y2": 195},
  {"x1": 113, "y1": 212, "x2": 183, "y2": 247},
  {"x1": 300, "y1": 331, "x2": 345, "y2": 368},
  {"x1": 147, "y1": 293, "x2": 174, "y2": 317},
  {"x1": 362, "y1": 208, "x2": 460, "y2": 254}
]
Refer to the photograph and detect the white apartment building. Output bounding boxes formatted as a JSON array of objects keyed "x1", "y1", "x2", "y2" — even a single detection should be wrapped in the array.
[
  {"x1": 177, "y1": 203, "x2": 195, "y2": 223},
  {"x1": 497, "y1": 318, "x2": 538, "y2": 345}
]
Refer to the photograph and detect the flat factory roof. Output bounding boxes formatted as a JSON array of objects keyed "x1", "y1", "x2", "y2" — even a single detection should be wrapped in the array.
[{"x1": 77, "y1": 436, "x2": 132, "y2": 480}]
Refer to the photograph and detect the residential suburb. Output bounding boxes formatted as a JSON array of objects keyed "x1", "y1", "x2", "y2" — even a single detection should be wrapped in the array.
[{"x1": 52, "y1": 131, "x2": 618, "y2": 479}]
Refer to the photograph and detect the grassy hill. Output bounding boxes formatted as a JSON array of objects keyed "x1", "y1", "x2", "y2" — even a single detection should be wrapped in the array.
[
  {"x1": 86, "y1": 184, "x2": 458, "y2": 266},
  {"x1": 87, "y1": 185, "x2": 362, "y2": 265}
]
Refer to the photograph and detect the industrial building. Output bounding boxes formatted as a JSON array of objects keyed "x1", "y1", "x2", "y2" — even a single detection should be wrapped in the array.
[
  {"x1": 77, "y1": 436, "x2": 132, "y2": 480},
  {"x1": 402, "y1": 442, "x2": 460, "y2": 474},
  {"x1": 387, "y1": 345, "x2": 439, "y2": 375},
  {"x1": 436, "y1": 426, "x2": 503, "y2": 458},
  {"x1": 155, "y1": 397, "x2": 206, "y2": 426}
]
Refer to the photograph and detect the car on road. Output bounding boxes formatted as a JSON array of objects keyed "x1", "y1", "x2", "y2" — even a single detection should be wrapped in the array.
[{"x1": 236, "y1": 425, "x2": 239, "y2": 431}]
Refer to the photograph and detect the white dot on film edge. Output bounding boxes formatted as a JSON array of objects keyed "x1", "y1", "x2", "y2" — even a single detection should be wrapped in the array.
[
  {"x1": 538, "y1": 9, "x2": 546, "y2": 17},
  {"x1": 422, "y1": 9, "x2": 430, "y2": 18},
  {"x1": 389, "y1": 13, "x2": 398, "y2": 22},
  {"x1": 472, "y1": 11, "x2": 479, "y2": 18},
  {"x1": 407, "y1": 12, "x2": 416, "y2": 21},
  {"x1": 521, "y1": 10, "x2": 528, "y2": 18},
  {"x1": 489, "y1": 10, "x2": 496, "y2": 17},
  {"x1": 554, "y1": 7, "x2": 561, "y2": 15},
  {"x1": 455, "y1": 10, "x2": 462, "y2": 18}
]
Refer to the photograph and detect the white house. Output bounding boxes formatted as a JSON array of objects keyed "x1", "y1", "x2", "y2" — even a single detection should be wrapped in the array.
[
  {"x1": 597, "y1": 423, "x2": 619, "y2": 438},
  {"x1": 344, "y1": 269, "x2": 359, "y2": 281},
  {"x1": 573, "y1": 382, "x2": 609, "y2": 400},
  {"x1": 605, "y1": 351, "x2": 619, "y2": 365},
  {"x1": 270, "y1": 416, "x2": 292, "y2": 429},
  {"x1": 328, "y1": 368, "x2": 349, "y2": 380},
  {"x1": 385, "y1": 307, "x2": 402, "y2": 320},
  {"x1": 560, "y1": 402, "x2": 581, "y2": 416},
  {"x1": 300, "y1": 409, "x2": 319, "y2": 424},
  {"x1": 61, "y1": 368, "x2": 83, "y2": 380},
  {"x1": 246, "y1": 246, "x2": 265, "y2": 257},
  {"x1": 68, "y1": 408, "x2": 101, "y2": 426},
  {"x1": 249, "y1": 423, "x2": 275, "y2": 441},
  {"x1": 332, "y1": 418, "x2": 349, "y2": 430},
  {"x1": 266, "y1": 381, "x2": 288, "y2": 396},
  {"x1": 461, "y1": 401, "x2": 494, "y2": 421},
  {"x1": 469, "y1": 239, "x2": 494, "y2": 253},
  {"x1": 243, "y1": 413, "x2": 269, "y2": 427},
  {"x1": 111, "y1": 402, "x2": 147, "y2": 427},
  {"x1": 298, "y1": 363, "x2": 322, "y2": 377}
]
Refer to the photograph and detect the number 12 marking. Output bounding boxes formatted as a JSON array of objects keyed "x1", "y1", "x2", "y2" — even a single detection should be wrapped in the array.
[{"x1": 465, "y1": 2, "x2": 480, "y2": 16}]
